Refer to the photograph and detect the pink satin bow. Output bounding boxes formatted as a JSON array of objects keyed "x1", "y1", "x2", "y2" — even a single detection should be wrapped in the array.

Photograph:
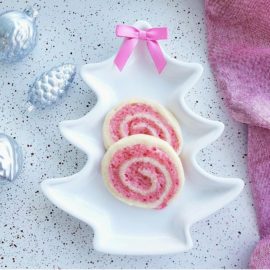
[{"x1": 114, "y1": 25, "x2": 168, "y2": 73}]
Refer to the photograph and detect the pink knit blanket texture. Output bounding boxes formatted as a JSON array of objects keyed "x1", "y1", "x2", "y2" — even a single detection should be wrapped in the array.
[{"x1": 205, "y1": 0, "x2": 270, "y2": 268}]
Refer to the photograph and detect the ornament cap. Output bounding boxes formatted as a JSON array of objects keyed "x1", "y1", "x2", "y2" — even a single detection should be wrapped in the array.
[
  {"x1": 24, "y1": 6, "x2": 39, "y2": 20},
  {"x1": 26, "y1": 101, "x2": 36, "y2": 112}
]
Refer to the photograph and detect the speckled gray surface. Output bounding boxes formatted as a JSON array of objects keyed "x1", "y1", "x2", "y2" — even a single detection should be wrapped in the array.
[{"x1": 0, "y1": 0, "x2": 259, "y2": 268}]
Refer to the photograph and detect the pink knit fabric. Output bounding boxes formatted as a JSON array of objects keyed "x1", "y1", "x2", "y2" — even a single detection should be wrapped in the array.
[
  {"x1": 205, "y1": 0, "x2": 270, "y2": 268},
  {"x1": 249, "y1": 235, "x2": 270, "y2": 269}
]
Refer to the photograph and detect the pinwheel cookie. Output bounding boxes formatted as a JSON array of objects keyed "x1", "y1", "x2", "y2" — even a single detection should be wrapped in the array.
[
  {"x1": 103, "y1": 99, "x2": 182, "y2": 154},
  {"x1": 101, "y1": 134, "x2": 185, "y2": 209}
]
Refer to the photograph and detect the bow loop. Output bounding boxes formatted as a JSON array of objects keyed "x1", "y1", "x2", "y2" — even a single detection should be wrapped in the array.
[
  {"x1": 114, "y1": 24, "x2": 168, "y2": 73},
  {"x1": 115, "y1": 25, "x2": 139, "y2": 38},
  {"x1": 146, "y1": 27, "x2": 168, "y2": 40}
]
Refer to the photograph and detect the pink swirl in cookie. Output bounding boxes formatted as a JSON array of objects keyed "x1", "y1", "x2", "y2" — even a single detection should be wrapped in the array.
[
  {"x1": 102, "y1": 136, "x2": 184, "y2": 209},
  {"x1": 103, "y1": 100, "x2": 182, "y2": 153}
]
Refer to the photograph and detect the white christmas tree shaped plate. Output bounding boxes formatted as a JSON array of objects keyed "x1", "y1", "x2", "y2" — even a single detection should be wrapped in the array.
[{"x1": 41, "y1": 21, "x2": 244, "y2": 255}]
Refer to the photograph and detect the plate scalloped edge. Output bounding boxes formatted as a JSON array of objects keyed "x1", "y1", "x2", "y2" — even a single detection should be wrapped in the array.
[{"x1": 41, "y1": 20, "x2": 244, "y2": 255}]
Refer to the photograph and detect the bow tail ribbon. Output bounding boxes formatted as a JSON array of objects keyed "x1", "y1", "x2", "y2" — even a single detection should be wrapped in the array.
[
  {"x1": 114, "y1": 38, "x2": 138, "y2": 71},
  {"x1": 146, "y1": 40, "x2": 166, "y2": 73}
]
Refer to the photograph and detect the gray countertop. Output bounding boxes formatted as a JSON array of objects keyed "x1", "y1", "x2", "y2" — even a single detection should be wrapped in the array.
[{"x1": 0, "y1": 0, "x2": 258, "y2": 268}]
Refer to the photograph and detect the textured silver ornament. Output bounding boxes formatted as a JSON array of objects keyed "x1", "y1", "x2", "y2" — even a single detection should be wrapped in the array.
[
  {"x1": 0, "y1": 7, "x2": 38, "y2": 63},
  {"x1": 27, "y1": 64, "x2": 76, "y2": 111},
  {"x1": 0, "y1": 134, "x2": 23, "y2": 183}
]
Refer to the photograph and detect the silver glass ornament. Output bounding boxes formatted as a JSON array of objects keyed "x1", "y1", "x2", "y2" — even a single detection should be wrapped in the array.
[
  {"x1": 0, "y1": 7, "x2": 38, "y2": 63},
  {"x1": 27, "y1": 64, "x2": 76, "y2": 111},
  {"x1": 0, "y1": 133, "x2": 23, "y2": 183}
]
